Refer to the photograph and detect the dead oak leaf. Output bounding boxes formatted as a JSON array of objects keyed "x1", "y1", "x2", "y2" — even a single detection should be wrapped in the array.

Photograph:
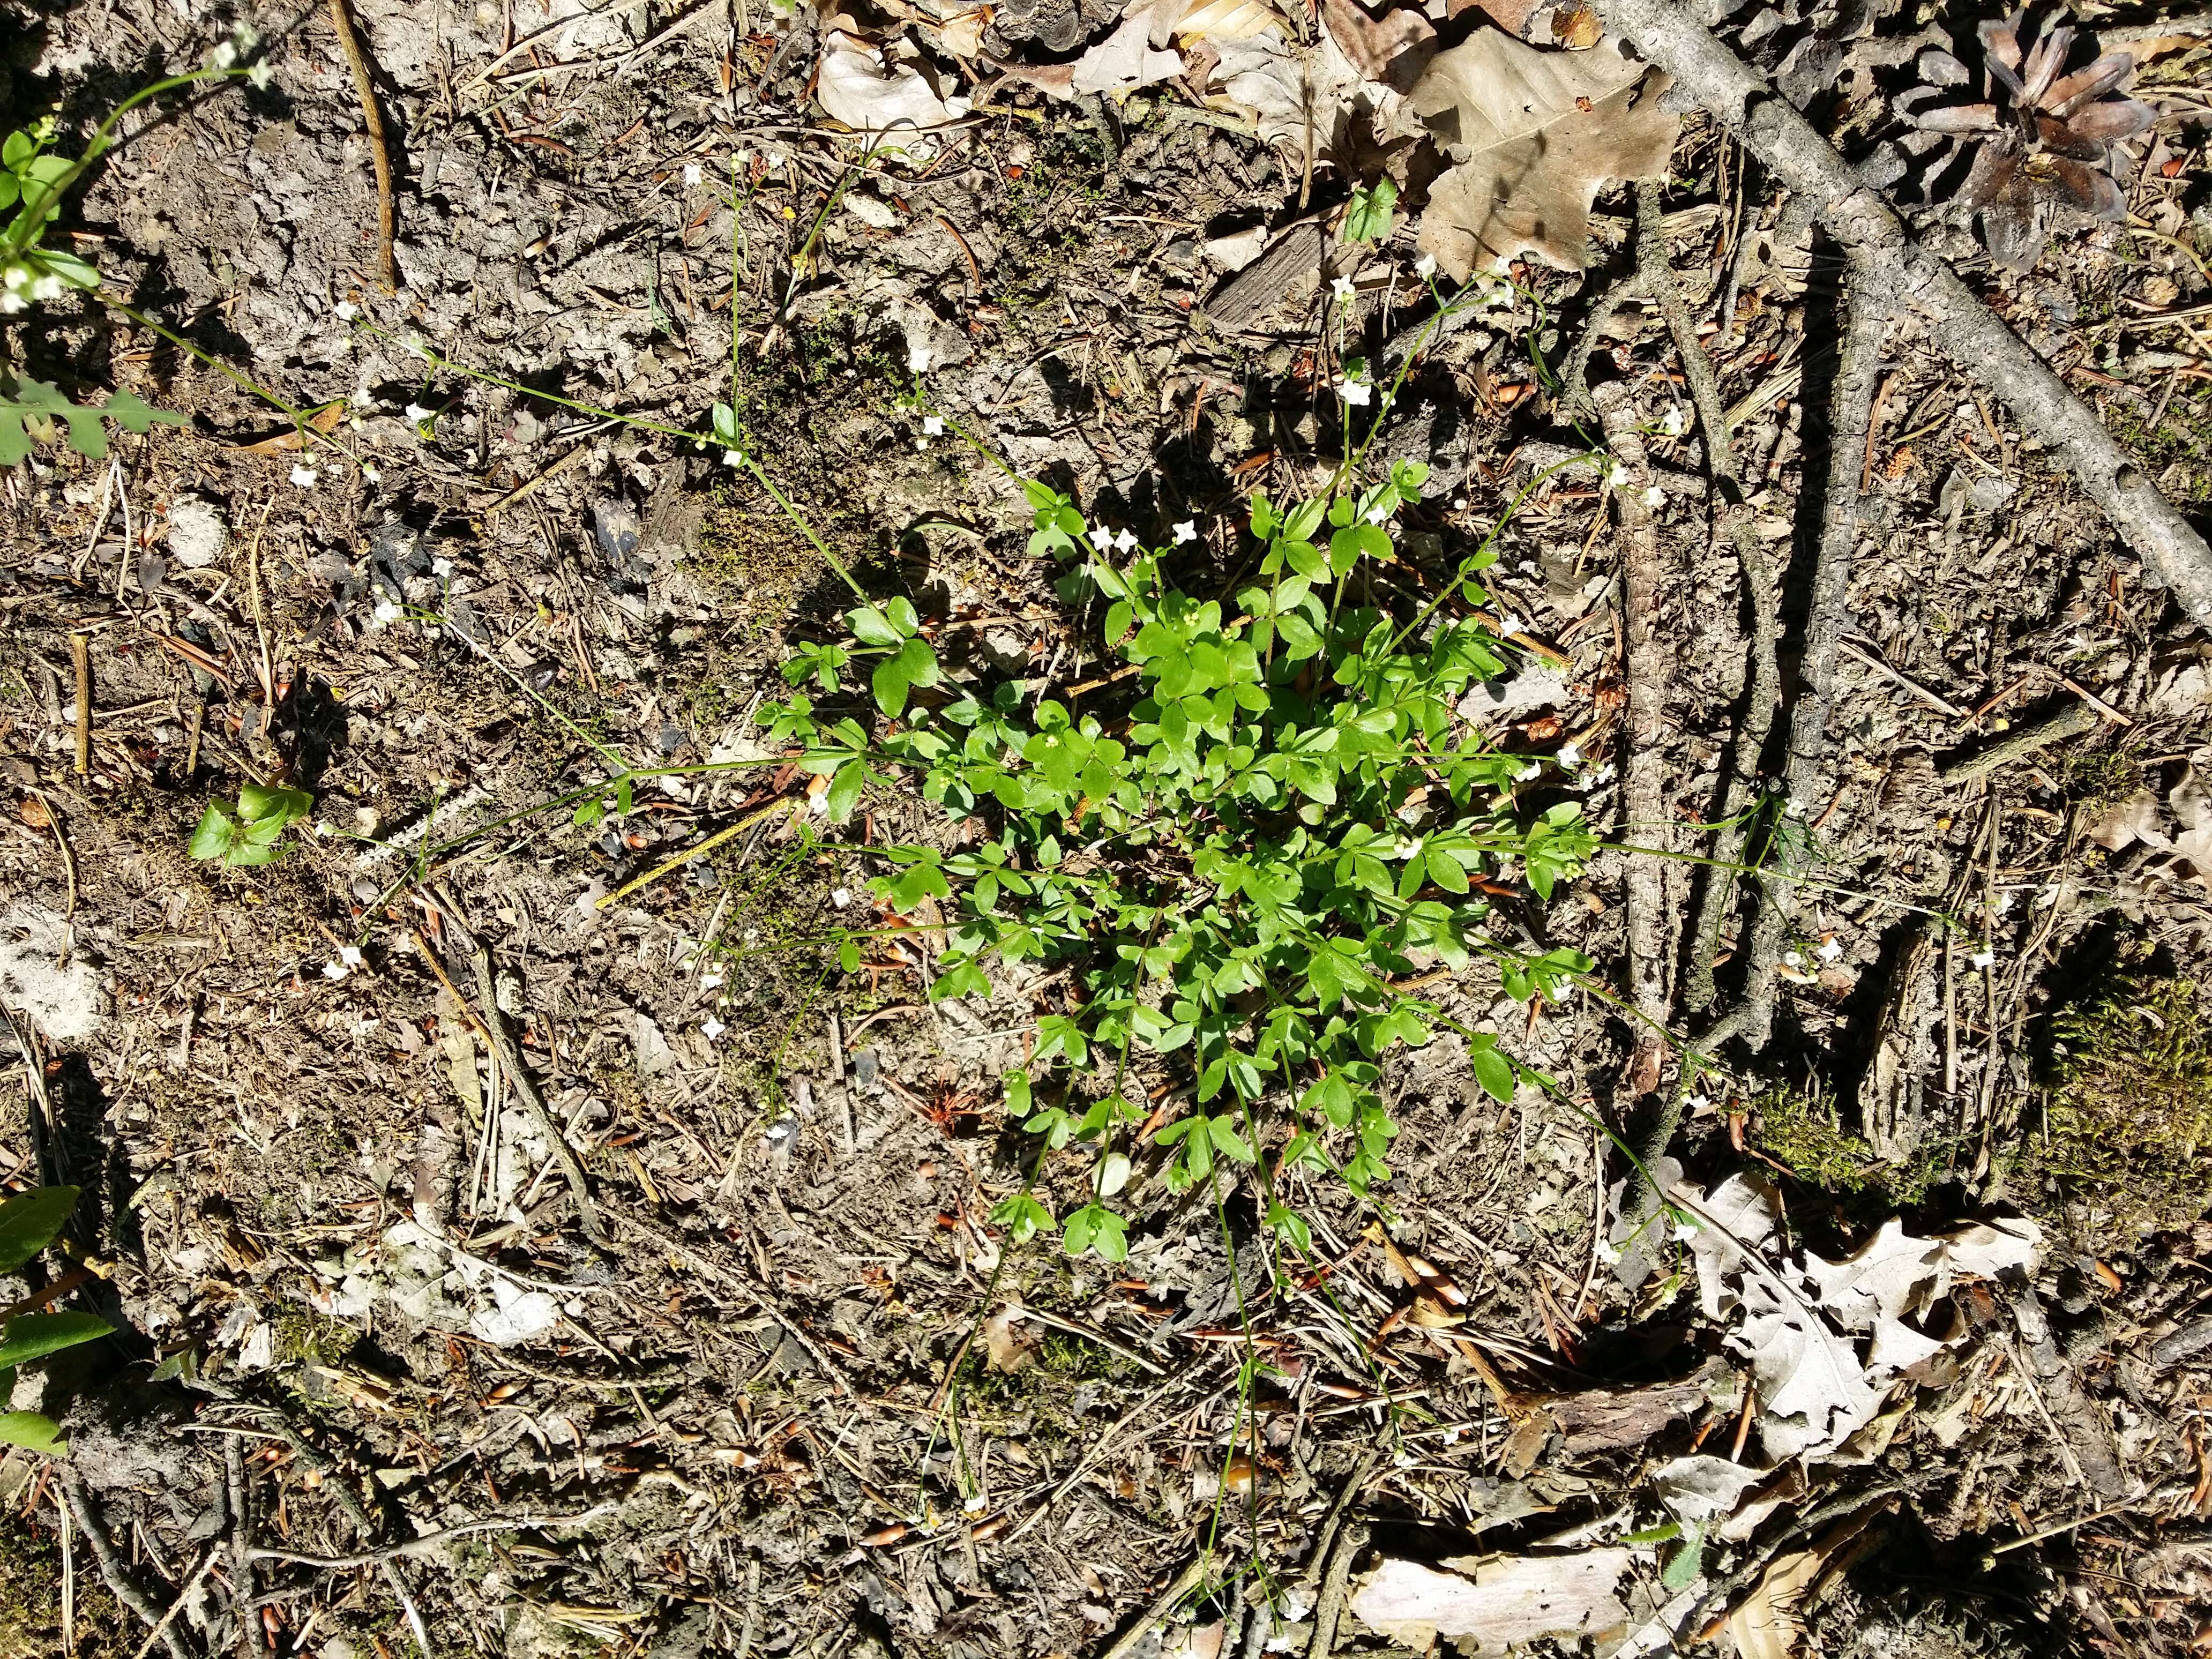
[{"x1": 1409, "y1": 30, "x2": 1678, "y2": 276}]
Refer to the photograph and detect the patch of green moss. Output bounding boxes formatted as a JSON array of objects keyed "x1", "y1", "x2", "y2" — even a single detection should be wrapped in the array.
[
  {"x1": 1752, "y1": 1087, "x2": 1945, "y2": 1207},
  {"x1": 2104, "y1": 394, "x2": 2212, "y2": 503},
  {"x1": 2063, "y1": 746, "x2": 2145, "y2": 816},
  {"x1": 2024, "y1": 973, "x2": 2212, "y2": 1233},
  {"x1": 0, "y1": 1511, "x2": 131, "y2": 1659}
]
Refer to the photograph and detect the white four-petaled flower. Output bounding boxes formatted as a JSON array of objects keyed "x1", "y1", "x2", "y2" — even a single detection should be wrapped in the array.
[
  {"x1": 1171, "y1": 520, "x2": 1197, "y2": 544},
  {"x1": 1329, "y1": 275, "x2": 1356, "y2": 302},
  {"x1": 290, "y1": 464, "x2": 319, "y2": 488},
  {"x1": 1340, "y1": 378, "x2": 1371, "y2": 406},
  {"x1": 923, "y1": 415, "x2": 944, "y2": 436},
  {"x1": 1557, "y1": 742, "x2": 1581, "y2": 768},
  {"x1": 1114, "y1": 527, "x2": 1138, "y2": 553},
  {"x1": 701, "y1": 1015, "x2": 726, "y2": 1041},
  {"x1": 334, "y1": 300, "x2": 358, "y2": 320},
  {"x1": 1414, "y1": 252, "x2": 1437, "y2": 279},
  {"x1": 246, "y1": 62, "x2": 273, "y2": 91},
  {"x1": 1816, "y1": 938, "x2": 1843, "y2": 962},
  {"x1": 908, "y1": 342, "x2": 931, "y2": 372},
  {"x1": 683, "y1": 163, "x2": 704, "y2": 186},
  {"x1": 1642, "y1": 484, "x2": 1664, "y2": 509},
  {"x1": 405, "y1": 402, "x2": 434, "y2": 425}
]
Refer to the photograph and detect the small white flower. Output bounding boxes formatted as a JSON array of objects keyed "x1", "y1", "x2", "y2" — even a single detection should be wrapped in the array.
[
  {"x1": 339, "y1": 945, "x2": 364, "y2": 968},
  {"x1": 334, "y1": 300, "x2": 358, "y2": 320},
  {"x1": 1496, "y1": 614, "x2": 1522, "y2": 637},
  {"x1": 1364, "y1": 502, "x2": 1392, "y2": 525},
  {"x1": 322, "y1": 959, "x2": 349, "y2": 981},
  {"x1": 1816, "y1": 937, "x2": 1843, "y2": 962},
  {"x1": 1601, "y1": 458, "x2": 1630, "y2": 489},
  {"x1": 701, "y1": 1015, "x2": 726, "y2": 1041},
  {"x1": 404, "y1": 402, "x2": 434, "y2": 425},
  {"x1": 1443, "y1": 1423, "x2": 1463, "y2": 1445},
  {"x1": 1784, "y1": 950, "x2": 1803, "y2": 967},
  {"x1": 908, "y1": 342, "x2": 930, "y2": 373},
  {"x1": 359, "y1": 461, "x2": 382, "y2": 483},
  {"x1": 1172, "y1": 520, "x2": 1197, "y2": 544},
  {"x1": 1340, "y1": 378, "x2": 1371, "y2": 406},
  {"x1": 290, "y1": 464, "x2": 319, "y2": 489},
  {"x1": 1686, "y1": 1093, "x2": 1712, "y2": 1113},
  {"x1": 1329, "y1": 275, "x2": 1356, "y2": 303},
  {"x1": 1556, "y1": 742, "x2": 1581, "y2": 768},
  {"x1": 404, "y1": 334, "x2": 435, "y2": 362},
  {"x1": 1414, "y1": 252, "x2": 1438, "y2": 279},
  {"x1": 1513, "y1": 760, "x2": 1541, "y2": 783},
  {"x1": 369, "y1": 599, "x2": 401, "y2": 629},
  {"x1": 923, "y1": 414, "x2": 944, "y2": 436},
  {"x1": 246, "y1": 62, "x2": 273, "y2": 91},
  {"x1": 722, "y1": 449, "x2": 742, "y2": 466},
  {"x1": 210, "y1": 41, "x2": 237, "y2": 69},
  {"x1": 1642, "y1": 484, "x2": 1665, "y2": 509},
  {"x1": 1590, "y1": 761, "x2": 1617, "y2": 784},
  {"x1": 1970, "y1": 948, "x2": 1995, "y2": 970},
  {"x1": 1669, "y1": 1217, "x2": 1699, "y2": 1243},
  {"x1": 1661, "y1": 404, "x2": 1688, "y2": 437},
  {"x1": 963, "y1": 1494, "x2": 988, "y2": 1513},
  {"x1": 1114, "y1": 527, "x2": 1138, "y2": 554},
  {"x1": 1, "y1": 263, "x2": 27, "y2": 293},
  {"x1": 809, "y1": 789, "x2": 831, "y2": 817},
  {"x1": 683, "y1": 163, "x2": 704, "y2": 186},
  {"x1": 28, "y1": 273, "x2": 62, "y2": 303},
  {"x1": 1595, "y1": 1238, "x2": 1624, "y2": 1266},
  {"x1": 699, "y1": 969, "x2": 726, "y2": 989},
  {"x1": 431, "y1": 556, "x2": 454, "y2": 578},
  {"x1": 832, "y1": 887, "x2": 852, "y2": 908}
]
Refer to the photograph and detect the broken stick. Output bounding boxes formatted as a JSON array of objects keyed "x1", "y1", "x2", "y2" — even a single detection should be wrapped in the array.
[
  {"x1": 1590, "y1": 0, "x2": 2212, "y2": 622},
  {"x1": 329, "y1": 0, "x2": 400, "y2": 292}
]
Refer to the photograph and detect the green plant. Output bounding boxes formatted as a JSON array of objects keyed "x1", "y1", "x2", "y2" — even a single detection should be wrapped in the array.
[
  {"x1": 189, "y1": 782, "x2": 313, "y2": 869},
  {"x1": 0, "y1": 379, "x2": 182, "y2": 466},
  {"x1": 1344, "y1": 178, "x2": 1398, "y2": 244},
  {"x1": 2027, "y1": 972, "x2": 2212, "y2": 1232},
  {"x1": 0, "y1": 1185, "x2": 112, "y2": 1454},
  {"x1": 0, "y1": 38, "x2": 267, "y2": 466},
  {"x1": 759, "y1": 452, "x2": 1598, "y2": 1261}
]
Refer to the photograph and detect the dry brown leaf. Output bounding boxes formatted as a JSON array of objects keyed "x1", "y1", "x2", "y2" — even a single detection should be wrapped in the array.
[
  {"x1": 982, "y1": 1305, "x2": 1034, "y2": 1371},
  {"x1": 1211, "y1": 33, "x2": 1366, "y2": 159},
  {"x1": 1351, "y1": 1549, "x2": 1633, "y2": 1651},
  {"x1": 229, "y1": 401, "x2": 346, "y2": 456},
  {"x1": 1725, "y1": 1513, "x2": 1878, "y2": 1659},
  {"x1": 1409, "y1": 31, "x2": 1678, "y2": 275},
  {"x1": 1321, "y1": 0, "x2": 1437, "y2": 93},
  {"x1": 1162, "y1": 0, "x2": 1289, "y2": 42}
]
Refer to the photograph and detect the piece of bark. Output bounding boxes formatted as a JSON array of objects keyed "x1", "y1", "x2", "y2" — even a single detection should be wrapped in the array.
[
  {"x1": 1590, "y1": 0, "x2": 2212, "y2": 623},
  {"x1": 1546, "y1": 1382, "x2": 1707, "y2": 1455},
  {"x1": 1201, "y1": 220, "x2": 1354, "y2": 332}
]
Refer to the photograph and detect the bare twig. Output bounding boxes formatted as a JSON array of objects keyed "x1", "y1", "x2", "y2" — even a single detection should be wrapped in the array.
[
  {"x1": 1937, "y1": 700, "x2": 2099, "y2": 785},
  {"x1": 1102, "y1": 1557, "x2": 1215, "y2": 1659},
  {"x1": 245, "y1": 1506, "x2": 614, "y2": 1568},
  {"x1": 434, "y1": 908, "x2": 608, "y2": 1248},
  {"x1": 70, "y1": 633, "x2": 91, "y2": 775},
  {"x1": 1741, "y1": 252, "x2": 1888, "y2": 1052},
  {"x1": 1307, "y1": 1520, "x2": 1370, "y2": 1659},
  {"x1": 329, "y1": 0, "x2": 401, "y2": 291},
  {"x1": 1636, "y1": 178, "x2": 1781, "y2": 1017},
  {"x1": 59, "y1": 1476, "x2": 194, "y2": 1659},
  {"x1": 1589, "y1": 0, "x2": 2212, "y2": 621},
  {"x1": 1559, "y1": 271, "x2": 1648, "y2": 424},
  {"x1": 1593, "y1": 378, "x2": 1673, "y2": 1093}
]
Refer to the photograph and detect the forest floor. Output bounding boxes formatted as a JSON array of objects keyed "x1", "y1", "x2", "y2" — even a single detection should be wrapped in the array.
[{"x1": 3, "y1": 0, "x2": 2212, "y2": 1656}]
